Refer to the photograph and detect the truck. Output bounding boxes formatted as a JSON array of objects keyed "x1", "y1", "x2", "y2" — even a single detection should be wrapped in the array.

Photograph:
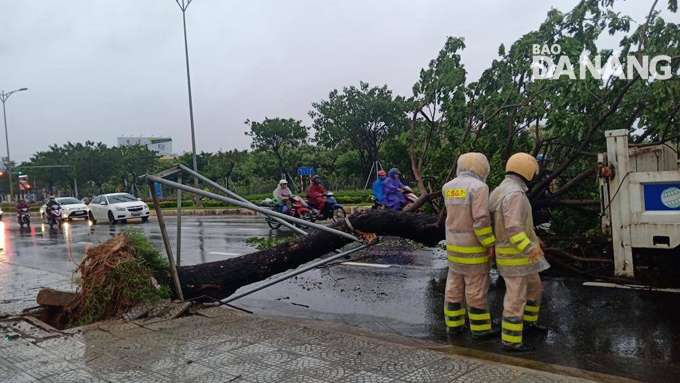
[{"x1": 598, "y1": 129, "x2": 680, "y2": 278}]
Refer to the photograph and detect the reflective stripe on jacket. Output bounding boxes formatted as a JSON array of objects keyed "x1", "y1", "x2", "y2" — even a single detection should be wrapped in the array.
[
  {"x1": 488, "y1": 175, "x2": 549, "y2": 277},
  {"x1": 442, "y1": 171, "x2": 495, "y2": 276}
]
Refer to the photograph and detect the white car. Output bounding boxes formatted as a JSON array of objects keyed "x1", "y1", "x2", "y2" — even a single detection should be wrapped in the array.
[
  {"x1": 40, "y1": 197, "x2": 89, "y2": 221},
  {"x1": 88, "y1": 193, "x2": 150, "y2": 224}
]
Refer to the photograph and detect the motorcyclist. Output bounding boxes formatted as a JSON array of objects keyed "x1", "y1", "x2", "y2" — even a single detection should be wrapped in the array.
[
  {"x1": 16, "y1": 199, "x2": 29, "y2": 210},
  {"x1": 306, "y1": 175, "x2": 327, "y2": 216},
  {"x1": 273, "y1": 180, "x2": 294, "y2": 216},
  {"x1": 45, "y1": 195, "x2": 60, "y2": 223},
  {"x1": 372, "y1": 170, "x2": 387, "y2": 207},
  {"x1": 16, "y1": 199, "x2": 29, "y2": 215},
  {"x1": 383, "y1": 168, "x2": 407, "y2": 210}
]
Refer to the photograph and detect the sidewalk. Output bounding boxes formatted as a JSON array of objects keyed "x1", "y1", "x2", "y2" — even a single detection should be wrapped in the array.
[{"x1": 0, "y1": 305, "x2": 623, "y2": 383}]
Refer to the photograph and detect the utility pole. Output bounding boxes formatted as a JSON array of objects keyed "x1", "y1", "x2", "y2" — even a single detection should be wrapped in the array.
[
  {"x1": 0, "y1": 87, "x2": 28, "y2": 203},
  {"x1": 173, "y1": 0, "x2": 201, "y2": 205}
]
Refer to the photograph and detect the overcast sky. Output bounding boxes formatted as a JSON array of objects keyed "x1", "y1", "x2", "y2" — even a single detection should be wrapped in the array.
[{"x1": 1, "y1": 0, "x2": 675, "y2": 161}]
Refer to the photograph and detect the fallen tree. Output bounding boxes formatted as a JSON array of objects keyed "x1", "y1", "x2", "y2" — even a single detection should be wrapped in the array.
[{"x1": 177, "y1": 210, "x2": 444, "y2": 300}]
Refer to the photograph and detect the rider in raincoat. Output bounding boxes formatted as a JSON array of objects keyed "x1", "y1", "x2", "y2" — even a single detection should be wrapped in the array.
[{"x1": 383, "y1": 168, "x2": 406, "y2": 210}]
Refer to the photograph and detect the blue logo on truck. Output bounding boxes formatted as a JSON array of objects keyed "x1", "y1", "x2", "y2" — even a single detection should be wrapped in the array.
[{"x1": 643, "y1": 183, "x2": 680, "y2": 211}]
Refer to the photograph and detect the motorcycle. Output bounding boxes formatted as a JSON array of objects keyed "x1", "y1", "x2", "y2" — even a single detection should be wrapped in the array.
[
  {"x1": 402, "y1": 186, "x2": 418, "y2": 207},
  {"x1": 44, "y1": 205, "x2": 63, "y2": 229},
  {"x1": 373, "y1": 186, "x2": 418, "y2": 210},
  {"x1": 309, "y1": 192, "x2": 346, "y2": 222},
  {"x1": 17, "y1": 207, "x2": 30, "y2": 227},
  {"x1": 264, "y1": 196, "x2": 314, "y2": 230}
]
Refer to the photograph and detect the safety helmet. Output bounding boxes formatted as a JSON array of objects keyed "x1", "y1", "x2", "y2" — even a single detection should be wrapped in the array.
[
  {"x1": 377, "y1": 170, "x2": 386, "y2": 177},
  {"x1": 388, "y1": 168, "x2": 401, "y2": 178},
  {"x1": 457, "y1": 153, "x2": 490, "y2": 181},
  {"x1": 279, "y1": 179, "x2": 288, "y2": 185},
  {"x1": 312, "y1": 174, "x2": 321, "y2": 180},
  {"x1": 506, "y1": 153, "x2": 539, "y2": 181}
]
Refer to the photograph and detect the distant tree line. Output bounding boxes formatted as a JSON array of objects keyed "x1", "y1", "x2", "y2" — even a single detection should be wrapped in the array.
[{"x1": 6, "y1": 0, "x2": 678, "y2": 240}]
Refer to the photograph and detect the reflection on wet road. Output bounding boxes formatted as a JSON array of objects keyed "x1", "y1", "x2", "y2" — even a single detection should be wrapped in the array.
[{"x1": 0, "y1": 216, "x2": 678, "y2": 381}]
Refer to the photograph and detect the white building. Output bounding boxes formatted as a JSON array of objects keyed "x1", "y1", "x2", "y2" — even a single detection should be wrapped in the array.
[{"x1": 117, "y1": 137, "x2": 173, "y2": 156}]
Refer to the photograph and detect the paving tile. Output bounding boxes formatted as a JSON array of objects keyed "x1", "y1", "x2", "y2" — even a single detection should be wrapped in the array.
[
  {"x1": 339, "y1": 370, "x2": 396, "y2": 383},
  {"x1": 231, "y1": 342, "x2": 278, "y2": 357},
  {"x1": 278, "y1": 374, "x2": 328, "y2": 383},
  {"x1": 401, "y1": 358, "x2": 477, "y2": 383},
  {"x1": 279, "y1": 356, "x2": 330, "y2": 372},
  {"x1": 455, "y1": 365, "x2": 521, "y2": 382},
  {"x1": 284, "y1": 343, "x2": 330, "y2": 358},
  {"x1": 240, "y1": 365, "x2": 294, "y2": 383},
  {"x1": 155, "y1": 360, "x2": 214, "y2": 381},
  {"x1": 197, "y1": 351, "x2": 252, "y2": 370},
  {"x1": 22, "y1": 357, "x2": 78, "y2": 380},
  {"x1": 0, "y1": 371, "x2": 38, "y2": 383},
  {"x1": 38, "y1": 368, "x2": 105, "y2": 383},
  {"x1": 256, "y1": 349, "x2": 302, "y2": 366},
  {"x1": 218, "y1": 360, "x2": 268, "y2": 377},
  {"x1": 304, "y1": 364, "x2": 357, "y2": 381},
  {"x1": 180, "y1": 369, "x2": 242, "y2": 383}
]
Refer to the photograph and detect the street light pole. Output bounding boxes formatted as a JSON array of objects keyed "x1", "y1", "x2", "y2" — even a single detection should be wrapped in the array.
[
  {"x1": 0, "y1": 87, "x2": 28, "y2": 204},
  {"x1": 174, "y1": 0, "x2": 200, "y2": 203}
]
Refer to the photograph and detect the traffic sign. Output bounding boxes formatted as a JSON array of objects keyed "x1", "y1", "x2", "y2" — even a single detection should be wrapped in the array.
[{"x1": 298, "y1": 167, "x2": 314, "y2": 176}]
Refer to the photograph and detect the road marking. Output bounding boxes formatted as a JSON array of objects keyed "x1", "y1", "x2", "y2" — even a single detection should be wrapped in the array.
[
  {"x1": 209, "y1": 252, "x2": 242, "y2": 256},
  {"x1": 583, "y1": 282, "x2": 680, "y2": 293},
  {"x1": 341, "y1": 262, "x2": 391, "y2": 268},
  {"x1": 235, "y1": 228, "x2": 261, "y2": 231}
]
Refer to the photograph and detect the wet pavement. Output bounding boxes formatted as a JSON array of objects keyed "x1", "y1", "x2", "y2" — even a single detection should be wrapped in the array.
[
  {"x1": 0, "y1": 216, "x2": 678, "y2": 382},
  {"x1": 1, "y1": 306, "x2": 588, "y2": 383}
]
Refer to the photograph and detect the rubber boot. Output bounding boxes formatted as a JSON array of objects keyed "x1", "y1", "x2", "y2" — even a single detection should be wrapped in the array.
[
  {"x1": 526, "y1": 323, "x2": 549, "y2": 332},
  {"x1": 444, "y1": 302, "x2": 466, "y2": 335},
  {"x1": 471, "y1": 327, "x2": 500, "y2": 340},
  {"x1": 502, "y1": 343, "x2": 535, "y2": 353}
]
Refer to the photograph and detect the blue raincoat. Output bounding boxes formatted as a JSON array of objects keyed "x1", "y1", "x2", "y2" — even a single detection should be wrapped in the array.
[
  {"x1": 372, "y1": 177, "x2": 386, "y2": 204},
  {"x1": 383, "y1": 169, "x2": 406, "y2": 210}
]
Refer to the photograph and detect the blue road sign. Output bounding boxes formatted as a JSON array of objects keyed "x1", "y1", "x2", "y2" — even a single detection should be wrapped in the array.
[
  {"x1": 298, "y1": 167, "x2": 315, "y2": 176},
  {"x1": 155, "y1": 182, "x2": 163, "y2": 198}
]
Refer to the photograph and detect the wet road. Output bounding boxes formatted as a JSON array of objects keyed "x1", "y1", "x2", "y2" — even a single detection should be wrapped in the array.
[{"x1": 0, "y1": 216, "x2": 678, "y2": 382}]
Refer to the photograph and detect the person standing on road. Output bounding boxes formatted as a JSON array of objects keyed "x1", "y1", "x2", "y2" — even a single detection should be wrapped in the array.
[
  {"x1": 441, "y1": 153, "x2": 497, "y2": 338},
  {"x1": 372, "y1": 170, "x2": 387, "y2": 206},
  {"x1": 489, "y1": 153, "x2": 550, "y2": 352}
]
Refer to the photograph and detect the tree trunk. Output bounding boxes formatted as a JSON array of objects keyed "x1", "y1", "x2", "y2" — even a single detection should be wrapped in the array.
[{"x1": 177, "y1": 210, "x2": 443, "y2": 300}]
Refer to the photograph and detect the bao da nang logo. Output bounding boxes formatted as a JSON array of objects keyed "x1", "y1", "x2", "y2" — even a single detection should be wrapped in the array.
[
  {"x1": 532, "y1": 44, "x2": 673, "y2": 80},
  {"x1": 661, "y1": 187, "x2": 680, "y2": 209}
]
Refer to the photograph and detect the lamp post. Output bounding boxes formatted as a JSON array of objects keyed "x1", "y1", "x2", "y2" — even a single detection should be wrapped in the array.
[
  {"x1": 0, "y1": 87, "x2": 28, "y2": 203},
  {"x1": 173, "y1": 0, "x2": 200, "y2": 202}
]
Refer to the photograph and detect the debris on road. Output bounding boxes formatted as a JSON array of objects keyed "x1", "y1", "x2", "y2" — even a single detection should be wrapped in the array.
[{"x1": 36, "y1": 288, "x2": 77, "y2": 307}]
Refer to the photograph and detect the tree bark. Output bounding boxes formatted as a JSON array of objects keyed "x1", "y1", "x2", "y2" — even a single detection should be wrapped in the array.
[{"x1": 176, "y1": 210, "x2": 443, "y2": 300}]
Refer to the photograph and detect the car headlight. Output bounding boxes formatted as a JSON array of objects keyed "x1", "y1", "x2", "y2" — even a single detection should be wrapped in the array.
[
  {"x1": 115, "y1": 207, "x2": 127, "y2": 212},
  {"x1": 62, "y1": 213, "x2": 69, "y2": 218}
]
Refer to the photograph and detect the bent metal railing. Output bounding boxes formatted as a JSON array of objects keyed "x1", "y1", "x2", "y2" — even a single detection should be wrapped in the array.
[{"x1": 145, "y1": 166, "x2": 369, "y2": 304}]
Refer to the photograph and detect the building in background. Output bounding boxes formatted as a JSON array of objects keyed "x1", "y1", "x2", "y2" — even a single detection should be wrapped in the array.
[{"x1": 117, "y1": 136, "x2": 173, "y2": 156}]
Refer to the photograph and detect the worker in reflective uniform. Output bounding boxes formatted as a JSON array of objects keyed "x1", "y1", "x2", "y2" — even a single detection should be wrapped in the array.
[
  {"x1": 442, "y1": 153, "x2": 497, "y2": 338},
  {"x1": 489, "y1": 153, "x2": 550, "y2": 352}
]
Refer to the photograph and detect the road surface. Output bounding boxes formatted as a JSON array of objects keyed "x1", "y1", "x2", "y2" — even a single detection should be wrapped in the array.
[{"x1": 0, "y1": 215, "x2": 678, "y2": 382}]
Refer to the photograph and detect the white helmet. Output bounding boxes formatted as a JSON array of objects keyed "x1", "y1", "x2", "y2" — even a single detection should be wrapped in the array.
[{"x1": 279, "y1": 179, "x2": 288, "y2": 185}]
